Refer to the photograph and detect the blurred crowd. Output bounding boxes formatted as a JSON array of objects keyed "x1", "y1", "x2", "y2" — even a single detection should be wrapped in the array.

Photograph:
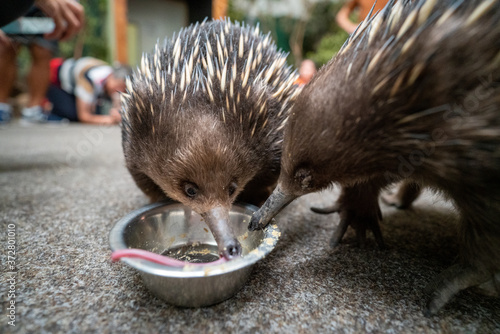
[
  {"x1": 0, "y1": 0, "x2": 387, "y2": 126},
  {"x1": 0, "y1": 0, "x2": 130, "y2": 125}
]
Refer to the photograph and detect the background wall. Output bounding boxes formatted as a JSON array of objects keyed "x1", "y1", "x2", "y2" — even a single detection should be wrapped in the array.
[{"x1": 127, "y1": 0, "x2": 189, "y2": 65}]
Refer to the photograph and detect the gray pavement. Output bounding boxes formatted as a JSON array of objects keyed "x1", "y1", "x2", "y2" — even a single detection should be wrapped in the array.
[{"x1": 0, "y1": 122, "x2": 498, "y2": 333}]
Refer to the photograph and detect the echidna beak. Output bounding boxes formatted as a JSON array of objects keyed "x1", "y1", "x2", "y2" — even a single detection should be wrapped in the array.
[
  {"x1": 248, "y1": 184, "x2": 296, "y2": 231},
  {"x1": 202, "y1": 206, "x2": 242, "y2": 260}
]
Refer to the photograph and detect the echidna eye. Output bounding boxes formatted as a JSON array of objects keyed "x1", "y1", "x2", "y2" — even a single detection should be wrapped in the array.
[
  {"x1": 228, "y1": 182, "x2": 237, "y2": 196},
  {"x1": 184, "y1": 183, "x2": 198, "y2": 198}
]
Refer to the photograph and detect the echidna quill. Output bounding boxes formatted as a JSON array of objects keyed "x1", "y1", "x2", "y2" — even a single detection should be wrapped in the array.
[
  {"x1": 121, "y1": 19, "x2": 298, "y2": 260},
  {"x1": 249, "y1": 0, "x2": 500, "y2": 314}
]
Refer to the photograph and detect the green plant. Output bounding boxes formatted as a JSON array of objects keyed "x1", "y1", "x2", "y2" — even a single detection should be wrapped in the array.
[
  {"x1": 227, "y1": 0, "x2": 246, "y2": 23},
  {"x1": 58, "y1": 0, "x2": 108, "y2": 60},
  {"x1": 306, "y1": 29, "x2": 348, "y2": 66},
  {"x1": 227, "y1": 0, "x2": 349, "y2": 68}
]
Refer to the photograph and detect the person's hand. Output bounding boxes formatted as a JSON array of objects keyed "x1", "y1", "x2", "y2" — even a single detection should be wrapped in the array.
[
  {"x1": 99, "y1": 115, "x2": 119, "y2": 126},
  {"x1": 35, "y1": 0, "x2": 85, "y2": 41},
  {"x1": 109, "y1": 108, "x2": 122, "y2": 123},
  {"x1": 0, "y1": 30, "x2": 11, "y2": 46}
]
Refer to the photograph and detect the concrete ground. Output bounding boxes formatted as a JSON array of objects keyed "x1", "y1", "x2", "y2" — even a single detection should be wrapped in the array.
[{"x1": 0, "y1": 122, "x2": 499, "y2": 333}]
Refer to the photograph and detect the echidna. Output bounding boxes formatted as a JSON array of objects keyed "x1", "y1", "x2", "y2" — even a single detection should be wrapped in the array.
[
  {"x1": 249, "y1": 0, "x2": 500, "y2": 314},
  {"x1": 120, "y1": 19, "x2": 298, "y2": 260}
]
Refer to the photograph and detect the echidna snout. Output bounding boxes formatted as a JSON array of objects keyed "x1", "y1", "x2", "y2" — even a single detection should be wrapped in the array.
[{"x1": 201, "y1": 206, "x2": 242, "y2": 260}]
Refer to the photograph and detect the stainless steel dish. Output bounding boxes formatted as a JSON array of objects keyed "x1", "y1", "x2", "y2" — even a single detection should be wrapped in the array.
[{"x1": 109, "y1": 201, "x2": 280, "y2": 307}]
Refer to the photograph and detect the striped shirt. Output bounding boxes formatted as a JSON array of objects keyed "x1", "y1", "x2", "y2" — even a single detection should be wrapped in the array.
[{"x1": 58, "y1": 57, "x2": 112, "y2": 104}]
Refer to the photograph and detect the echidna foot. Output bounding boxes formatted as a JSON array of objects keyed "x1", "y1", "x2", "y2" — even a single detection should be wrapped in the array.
[
  {"x1": 381, "y1": 180, "x2": 421, "y2": 209},
  {"x1": 311, "y1": 195, "x2": 385, "y2": 249}
]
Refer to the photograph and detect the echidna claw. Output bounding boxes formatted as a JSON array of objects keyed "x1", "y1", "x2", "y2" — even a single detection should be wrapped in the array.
[{"x1": 311, "y1": 203, "x2": 341, "y2": 214}]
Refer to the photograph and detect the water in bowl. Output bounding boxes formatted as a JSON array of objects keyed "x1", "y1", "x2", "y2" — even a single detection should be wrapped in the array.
[{"x1": 162, "y1": 243, "x2": 220, "y2": 263}]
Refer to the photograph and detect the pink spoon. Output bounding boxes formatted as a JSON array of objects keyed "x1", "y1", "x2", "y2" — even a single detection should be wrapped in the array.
[{"x1": 111, "y1": 248, "x2": 228, "y2": 267}]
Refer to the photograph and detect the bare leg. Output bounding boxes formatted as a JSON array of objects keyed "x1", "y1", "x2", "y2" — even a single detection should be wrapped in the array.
[
  {"x1": 381, "y1": 180, "x2": 421, "y2": 209},
  {"x1": 0, "y1": 42, "x2": 19, "y2": 103},
  {"x1": 311, "y1": 182, "x2": 385, "y2": 249},
  {"x1": 27, "y1": 44, "x2": 52, "y2": 107}
]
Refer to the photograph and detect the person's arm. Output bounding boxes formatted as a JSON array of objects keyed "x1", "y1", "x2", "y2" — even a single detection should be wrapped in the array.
[
  {"x1": 76, "y1": 98, "x2": 120, "y2": 125},
  {"x1": 336, "y1": 1, "x2": 359, "y2": 35}
]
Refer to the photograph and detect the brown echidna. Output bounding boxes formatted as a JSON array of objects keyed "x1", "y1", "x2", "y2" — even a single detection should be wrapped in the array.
[
  {"x1": 120, "y1": 19, "x2": 298, "y2": 260},
  {"x1": 249, "y1": 0, "x2": 500, "y2": 314}
]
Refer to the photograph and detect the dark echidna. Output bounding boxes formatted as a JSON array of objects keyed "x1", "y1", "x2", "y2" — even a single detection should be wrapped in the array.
[
  {"x1": 120, "y1": 19, "x2": 299, "y2": 259},
  {"x1": 250, "y1": 0, "x2": 500, "y2": 314}
]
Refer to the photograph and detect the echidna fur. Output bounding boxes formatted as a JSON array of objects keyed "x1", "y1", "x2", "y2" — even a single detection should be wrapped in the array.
[
  {"x1": 250, "y1": 0, "x2": 500, "y2": 314},
  {"x1": 120, "y1": 19, "x2": 299, "y2": 259}
]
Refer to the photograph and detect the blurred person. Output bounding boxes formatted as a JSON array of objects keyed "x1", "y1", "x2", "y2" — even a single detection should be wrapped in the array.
[
  {"x1": 46, "y1": 57, "x2": 131, "y2": 125},
  {"x1": 336, "y1": 0, "x2": 390, "y2": 34},
  {"x1": 295, "y1": 59, "x2": 317, "y2": 87},
  {"x1": 0, "y1": 6, "x2": 59, "y2": 124},
  {"x1": 0, "y1": 0, "x2": 84, "y2": 124}
]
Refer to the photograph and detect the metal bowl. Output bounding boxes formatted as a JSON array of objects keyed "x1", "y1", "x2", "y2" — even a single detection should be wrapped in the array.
[{"x1": 109, "y1": 201, "x2": 280, "y2": 307}]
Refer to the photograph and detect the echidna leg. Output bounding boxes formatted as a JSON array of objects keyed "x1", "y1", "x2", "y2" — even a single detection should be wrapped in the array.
[
  {"x1": 381, "y1": 180, "x2": 421, "y2": 209},
  {"x1": 312, "y1": 183, "x2": 386, "y2": 249},
  {"x1": 128, "y1": 167, "x2": 167, "y2": 202},
  {"x1": 330, "y1": 217, "x2": 349, "y2": 248},
  {"x1": 424, "y1": 264, "x2": 492, "y2": 316}
]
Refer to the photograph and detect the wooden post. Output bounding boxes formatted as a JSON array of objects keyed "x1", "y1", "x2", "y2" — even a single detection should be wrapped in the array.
[
  {"x1": 114, "y1": 0, "x2": 128, "y2": 64},
  {"x1": 212, "y1": 0, "x2": 228, "y2": 20}
]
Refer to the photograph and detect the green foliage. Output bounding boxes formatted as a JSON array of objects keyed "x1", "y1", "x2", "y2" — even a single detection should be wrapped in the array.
[
  {"x1": 59, "y1": 0, "x2": 108, "y2": 60},
  {"x1": 302, "y1": 1, "x2": 344, "y2": 54},
  {"x1": 16, "y1": 47, "x2": 31, "y2": 79},
  {"x1": 227, "y1": 0, "x2": 246, "y2": 23},
  {"x1": 226, "y1": 0, "x2": 350, "y2": 68},
  {"x1": 303, "y1": 1, "x2": 349, "y2": 67},
  {"x1": 306, "y1": 30, "x2": 348, "y2": 67}
]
